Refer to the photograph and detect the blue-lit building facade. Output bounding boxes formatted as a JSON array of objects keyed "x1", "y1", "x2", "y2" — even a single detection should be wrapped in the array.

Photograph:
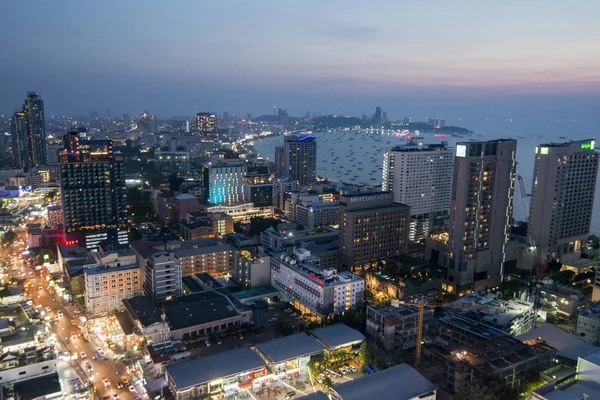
[{"x1": 58, "y1": 130, "x2": 128, "y2": 250}]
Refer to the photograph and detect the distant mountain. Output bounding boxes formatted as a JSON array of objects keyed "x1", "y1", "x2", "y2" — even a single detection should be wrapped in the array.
[{"x1": 312, "y1": 115, "x2": 363, "y2": 131}]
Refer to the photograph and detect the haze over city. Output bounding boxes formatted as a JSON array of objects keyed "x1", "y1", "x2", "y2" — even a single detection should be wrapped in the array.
[
  {"x1": 2, "y1": 2, "x2": 600, "y2": 400},
  {"x1": 2, "y1": 0, "x2": 600, "y2": 125}
]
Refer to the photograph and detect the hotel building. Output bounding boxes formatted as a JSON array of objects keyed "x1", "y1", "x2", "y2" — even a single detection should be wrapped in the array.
[
  {"x1": 338, "y1": 192, "x2": 410, "y2": 270},
  {"x1": 529, "y1": 139, "x2": 599, "y2": 263},
  {"x1": 445, "y1": 139, "x2": 517, "y2": 292},
  {"x1": 270, "y1": 248, "x2": 364, "y2": 319},
  {"x1": 382, "y1": 142, "x2": 453, "y2": 241}
]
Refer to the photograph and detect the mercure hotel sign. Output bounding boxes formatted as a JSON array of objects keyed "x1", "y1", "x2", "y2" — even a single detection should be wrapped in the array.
[{"x1": 348, "y1": 193, "x2": 393, "y2": 203}]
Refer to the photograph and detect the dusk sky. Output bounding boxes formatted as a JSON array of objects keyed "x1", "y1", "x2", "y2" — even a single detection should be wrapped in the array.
[{"x1": 2, "y1": 0, "x2": 600, "y2": 124}]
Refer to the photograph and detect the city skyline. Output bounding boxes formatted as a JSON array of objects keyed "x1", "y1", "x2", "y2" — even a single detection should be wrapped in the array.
[{"x1": 1, "y1": 1, "x2": 600, "y2": 123}]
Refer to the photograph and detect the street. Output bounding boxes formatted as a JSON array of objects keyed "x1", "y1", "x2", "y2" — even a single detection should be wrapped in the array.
[{"x1": 26, "y1": 263, "x2": 140, "y2": 400}]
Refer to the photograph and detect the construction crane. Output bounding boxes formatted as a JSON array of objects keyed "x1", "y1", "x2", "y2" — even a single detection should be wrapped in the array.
[
  {"x1": 516, "y1": 174, "x2": 549, "y2": 328},
  {"x1": 396, "y1": 298, "x2": 504, "y2": 370}
]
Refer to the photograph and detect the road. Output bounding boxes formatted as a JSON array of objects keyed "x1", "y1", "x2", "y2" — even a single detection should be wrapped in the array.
[{"x1": 28, "y1": 269, "x2": 141, "y2": 400}]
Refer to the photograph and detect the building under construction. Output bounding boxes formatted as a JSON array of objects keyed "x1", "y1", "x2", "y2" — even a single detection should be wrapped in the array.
[{"x1": 427, "y1": 315, "x2": 556, "y2": 393}]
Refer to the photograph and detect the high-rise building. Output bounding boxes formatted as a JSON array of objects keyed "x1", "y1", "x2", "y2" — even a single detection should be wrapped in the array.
[
  {"x1": 10, "y1": 111, "x2": 27, "y2": 169},
  {"x1": 278, "y1": 135, "x2": 317, "y2": 187},
  {"x1": 154, "y1": 149, "x2": 190, "y2": 174},
  {"x1": 529, "y1": 139, "x2": 598, "y2": 263},
  {"x1": 274, "y1": 146, "x2": 285, "y2": 178},
  {"x1": 203, "y1": 158, "x2": 248, "y2": 205},
  {"x1": 11, "y1": 92, "x2": 46, "y2": 169},
  {"x1": 445, "y1": 139, "x2": 517, "y2": 292},
  {"x1": 382, "y1": 142, "x2": 454, "y2": 241},
  {"x1": 278, "y1": 108, "x2": 289, "y2": 128},
  {"x1": 195, "y1": 112, "x2": 217, "y2": 135},
  {"x1": 58, "y1": 130, "x2": 128, "y2": 249},
  {"x1": 373, "y1": 106, "x2": 382, "y2": 125},
  {"x1": 339, "y1": 192, "x2": 410, "y2": 270}
]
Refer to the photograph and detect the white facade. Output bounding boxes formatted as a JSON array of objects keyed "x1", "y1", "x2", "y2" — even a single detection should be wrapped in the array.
[
  {"x1": 529, "y1": 139, "x2": 599, "y2": 263},
  {"x1": 0, "y1": 357, "x2": 57, "y2": 385},
  {"x1": 382, "y1": 143, "x2": 453, "y2": 241},
  {"x1": 270, "y1": 249, "x2": 364, "y2": 318},
  {"x1": 576, "y1": 303, "x2": 600, "y2": 345}
]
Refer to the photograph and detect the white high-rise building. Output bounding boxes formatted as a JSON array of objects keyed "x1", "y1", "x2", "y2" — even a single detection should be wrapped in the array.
[
  {"x1": 445, "y1": 139, "x2": 517, "y2": 293},
  {"x1": 529, "y1": 139, "x2": 599, "y2": 263},
  {"x1": 382, "y1": 142, "x2": 453, "y2": 241}
]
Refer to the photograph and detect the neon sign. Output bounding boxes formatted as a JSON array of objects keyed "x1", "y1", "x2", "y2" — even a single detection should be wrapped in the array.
[{"x1": 581, "y1": 141, "x2": 594, "y2": 149}]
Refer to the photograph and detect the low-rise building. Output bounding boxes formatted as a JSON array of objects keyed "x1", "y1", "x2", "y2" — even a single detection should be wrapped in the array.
[
  {"x1": 199, "y1": 203, "x2": 273, "y2": 223},
  {"x1": 154, "y1": 149, "x2": 190, "y2": 175},
  {"x1": 255, "y1": 333, "x2": 325, "y2": 375},
  {"x1": 330, "y1": 363, "x2": 437, "y2": 400},
  {"x1": 532, "y1": 350, "x2": 600, "y2": 400},
  {"x1": 451, "y1": 291, "x2": 535, "y2": 336},
  {"x1": 260, "y1": 226, "x2": 339, "y2": 251},
  {"x1": 575, "y1": 302, "x2": 600, "y2": 345},
  {"x1": 179, "y1": 221, "x2": 214, "y2": 241},
  {"x1": 538, "y1": 281, "x2": 587, "y2": 317},
  {"x1": 166, "y1": 347, "x2": 267, "y2": 400},
  {"x1": 232, "y1": 250, "x2": 271, "y2": 289},
  {"x1": 123, "y1": 290, "x2": 252, "y2": 343},
  {"x1": 174, "y1": 243, "x2": 235, "y2": 277},
  {"x1": 366, "y1": 300, "x2": 434, "y2": 351},
  {"x1": 518, "y1": 324, "x2": 598, "y2": 366},
  {"x1": 144, "y1": 252, "x2": 182, "y2": 302},
  {"x1": 84, "y1": 253, "x2": 143, "y2": 316},
  {"x1": 0, "y1": 348, "x2": 57, "y2": 385},
  {"x1": 309, "y1": 323, "x2": 365, "y2": 355},
  {"x1": 270, "y1": 248, "x2": 364, "y2": 319},
  {"x1": 429, "y1": 315, "x2": 556, "y2": 393}
]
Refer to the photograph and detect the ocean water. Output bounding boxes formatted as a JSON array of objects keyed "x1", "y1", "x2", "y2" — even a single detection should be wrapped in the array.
[{"x1": 254, "y1": 118, "x2": 600, "y2": 233}]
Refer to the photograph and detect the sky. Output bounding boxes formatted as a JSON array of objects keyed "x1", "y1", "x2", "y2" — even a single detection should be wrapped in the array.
[{"x1": 1, "y1": 0, "x2": 600, "y2": 127}]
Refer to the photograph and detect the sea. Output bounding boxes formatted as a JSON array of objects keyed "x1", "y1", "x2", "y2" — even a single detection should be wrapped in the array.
[{"x1": 254, "y1": 117, "x2": 600, "y2": 234}]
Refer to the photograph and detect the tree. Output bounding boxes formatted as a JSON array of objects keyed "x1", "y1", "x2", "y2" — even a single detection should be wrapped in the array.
[
  {"x1": 248, "y1": 217, "x2": 280, "y2": 236},
  {"x1": 126, "y1": 187, "x2": 144, "y2": 205},
  {"x1": 44, "y1": 190, "x2": 58, "y2": 203},
  {"x1": 321, "y1": 376, "x2": 332, "y2": 388},
  {"x1": 455, "y1": 381, "x2": 496, "y2": 400},
  {"x1": 145, "y1": 170, "x2": 165, "y2": 188},
  {"x1": 168, "y1": 173, "x2": 184, "y2": 192},
  {"x1": 358, "y1": 342, "x2": 371, "y2": 367}
]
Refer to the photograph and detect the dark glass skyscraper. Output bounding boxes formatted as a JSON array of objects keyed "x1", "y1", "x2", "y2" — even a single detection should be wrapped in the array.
[
  {"x1": 275, "y1": 135, "x2": 317, "y2": 187},
  {"x1": 58, "y1": 130, "x2": 128, "y2": 249},
  {"x1": 11, "y1": 92, "x2": 47, "y2": 169}
]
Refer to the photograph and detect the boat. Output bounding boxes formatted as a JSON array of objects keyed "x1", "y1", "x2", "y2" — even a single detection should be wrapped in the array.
[
  {"x1": 434, "y1": 134, "x2": 447, "y2": 139},
  {"x1": 559, "y1": 136, "x2": 566, "y2": 139}
]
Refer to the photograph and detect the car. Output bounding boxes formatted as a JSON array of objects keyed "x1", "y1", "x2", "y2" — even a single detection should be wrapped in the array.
[
  {"x1": 290, "y1": 312, "x2": 297, "y2": 317},
  {"x1": 97, "y1": 348, "x2": 105, "y2": 357},
  {"x1": 45, "y1": 307, "x2": 52, "y2": 312},
  {"x1": 85, "y1": 362, "x2": 93, "y2": 371},
  {"x1": 204, "y1": 340, "x2": 211, "y2": 347},
  {"x1": 83, "y1": 334, "x2": 90, "y2": 341},
  {"x1": 113, "y1": 395, "x2": 119, "y2": 400},
  {"x1": 102, "y1": 378, "x2": 110, "y2": 387},
  {"x1": 284, "y1": 391, "x2": 296, "y2": 400},
  {"x1": 116, "y1": 381, "x2": 124, "y2": 389},
  {"x1": 80, "y1": 352, "x2": 86, "y2": 359},
  {"x1": 128, "y1": 386, "x2": 136, "y2": 394},
  {"x1": 217, "y1": 340, "x2": 222, "y2": 345},
  {"x1": 71, "y1": 319, "x2": 77, "y2": 325},
  {"x1": 57, "y1": 311, "x2": 63, "y2": 317},
  {"x1": 120, "y1": 376, "x2": 129, "y2": 384},
  {"x1": 239, "y1": 334, "x2": 244, "y2": 340}
]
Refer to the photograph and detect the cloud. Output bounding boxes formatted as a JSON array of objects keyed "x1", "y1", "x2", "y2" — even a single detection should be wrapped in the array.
[{"x1": 312, "y1": 22, "x2": 379, "y2": 41}]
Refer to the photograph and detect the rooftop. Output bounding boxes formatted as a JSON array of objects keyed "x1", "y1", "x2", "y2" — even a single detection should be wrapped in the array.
[
  {"x1": 130, "y1": 240, "x2": 167, "y2": 260},
  {"x1": 13, "y1": 373, "x2": 62, "y2": 400},
  {"x1": 57, "y1": 243, "x2": 90, "y2": 259},
  {"x1": 273, "y1": 250, "x2": 362, "y2": 287},
  {"x1": 166, "y1": 347, "x2": 265, "y2": 390},
  {"x1": 174, "y1": 244, "x2": 235, "y2": 258},
  {"x1": 256, "y1": 333, "x2": 324, "y2": 364},
  {"x1": 540, "y1": 380, "x2": 600, "y2": 400},
  {"x1": 452, "y1": 291, "x2": 534, "y2": 327},
  {"x1": 331, "y1": 363, "x2": 436, "y2": 400},
  {"x1": 579, "y1": 301, "x2": 600, "y2": 321},
  {"x1": 123, "y1": 290, "x2": 244, "y2": 330},
  {"x1": 517, "y1": 324, "x2": 597, "y2": 361},
  {"x1": 175, "y1": 193, "x2": 197, "y2": 201},
  {"x1": 84, "y1": 262, "x2": 139, "y2": 276},
  {"x1": 309, "y1": 324, "x2": 365, "y2": 350},
  {"x1": 300, "y1": 392, "x2": 329, "y2": 400},
  {"x1": 168, "y1": 237, "x2": 225, "y2": 249}
]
